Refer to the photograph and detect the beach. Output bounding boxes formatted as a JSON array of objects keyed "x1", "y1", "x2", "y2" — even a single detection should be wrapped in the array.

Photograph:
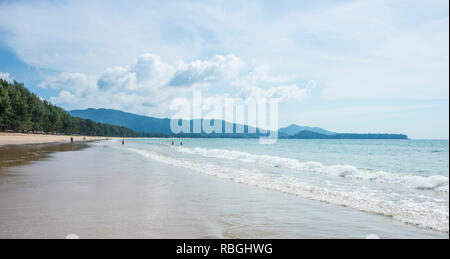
[
  {"x1": 0, "y1": 139, "x2": 448, "y2": 239},
  {"x1": 0, "y1": 133, "x2": 115, "y2": 146}
]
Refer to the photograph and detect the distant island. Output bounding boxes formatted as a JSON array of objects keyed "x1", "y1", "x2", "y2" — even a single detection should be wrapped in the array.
[
  {"x1": 0, "y1": 80, "x2": 408, "y2": 139},
  {"x1": 278, "y1": 124, "x2": 336, "y2": 136},
  {"x1": 282, "y1": 130, "x2": 407, "y2": 139}
]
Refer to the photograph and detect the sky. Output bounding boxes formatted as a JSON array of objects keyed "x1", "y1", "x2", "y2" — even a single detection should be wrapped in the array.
[{"x1": 0, "y1": 0, "x2": 448, "y2": 139}]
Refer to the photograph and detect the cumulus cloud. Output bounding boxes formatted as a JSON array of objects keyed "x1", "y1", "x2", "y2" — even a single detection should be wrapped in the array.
[
  {"x1": 232, "y1": 65, "x2": 296, "y2": 88},
  {"x1": 44, "y1": 53, "x2": 310, "y2": 117},
  {"x1": 46, "y1": 53, "x2": 185, "y2": 115},
  {"x1": 97, "y1": 67, "x2": 137, "y2": 91},
  {"x1": 97, "y1": 54, "x2": 175, "y2": 92},
  {"x1": 133, "y1": 53, "x2": 175, "y2": 83},
  {"x1": 89, "y1": 53, "x2": 245, "y2": 96},
  {"x1": 38, "y1": 72, "x2": 98, "y2": 104},
  {"x1": 0, "y1": 72, "x2": 13, "y2": 82},
  {"x1": 239, "y1": 84, "x2": 310, "y2": 103},
  {"x1": 1, "y1": 0, "x2": 447, "y2": 101},
  {"x1": 50, "y1": 90, "x2": 79, "y2": 105},
  {"x1": 38, "y1": 72, "x2": 92, "y2": 90},
  {"x1": 169, "y1": 54, "x2": 244, "y2": 86}
]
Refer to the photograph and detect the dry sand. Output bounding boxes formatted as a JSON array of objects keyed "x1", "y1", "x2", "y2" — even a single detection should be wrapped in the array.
[{"x1": 0, "y1": 133, "x2": 115, "y2": 146}]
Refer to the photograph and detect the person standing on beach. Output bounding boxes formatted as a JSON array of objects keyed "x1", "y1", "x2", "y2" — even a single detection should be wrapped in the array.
[
  {"x1": 171, "y1": 141, "x2": 174, "y2": 146},
  {"x1": 180, "y1": 141, "x2": 183, "y2": 146},
  {"x1": 122, "y1": 139, "x2": 125, "y2": 145},
  {"x1": 70, "y1": 137, "x2": 74, "y2": 150}
]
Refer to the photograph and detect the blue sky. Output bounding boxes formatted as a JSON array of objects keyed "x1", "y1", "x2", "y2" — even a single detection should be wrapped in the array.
[{"x1": 0, "y1": 0, "x2": 448, "y2": 139}]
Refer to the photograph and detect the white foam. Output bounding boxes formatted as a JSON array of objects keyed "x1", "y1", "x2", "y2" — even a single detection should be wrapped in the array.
[
  {"x1": 124, "y1": 146, "x2": 449, "y2": 233},
  {"x1": 175, "y1": 146, "x2": 449, "y2": 193}
]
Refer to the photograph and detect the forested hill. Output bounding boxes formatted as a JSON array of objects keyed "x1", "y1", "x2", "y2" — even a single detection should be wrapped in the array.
[{"x1": 0, "y1": 79, "x2": 140, "y2": 137}]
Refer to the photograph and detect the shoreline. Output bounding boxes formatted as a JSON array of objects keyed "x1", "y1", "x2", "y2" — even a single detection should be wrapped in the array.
[
  {"x1": 0, "y1": 133, "x2": 128, "y2": 146},
  {"x1": 0, "y1": 140, "x2": 446, "y2": 239}
]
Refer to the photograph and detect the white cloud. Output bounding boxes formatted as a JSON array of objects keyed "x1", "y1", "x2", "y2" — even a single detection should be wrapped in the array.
[
  {"x1": 0, "y1": 72, "x2": 13, "y2": 82},
  {"x1": 307, "y1": 80, "x2": 317, "y2": 89},
  {"x1": 38, "y1": 73, "x2": 97, "y2": 105},
  {"x1": 0, "y1": 1, "x2": 196, "y2": 74},
  {"x1": 1, "y1": 0, "x2": 447, "y2": 138},
  {"x1": 132, "y1": 53, "x2": 175, "y2": 84},
  {"x1": 184, "y1": 0, "x2": 449, "y2": 100},
  {"x1": 97, "y1": 54, "x2": 176, "y2": 92},
  {"x1": 45, "y1": 52, "x2": 309, "y2": 117},
  {"x1": 50, "y1": 91, "x2": 78, "y2": 105},
  {"x1": 38, "y1": 72, "x2": 92, "y2": 90},
  {"x1": 239, "y1": 84, "x2": 309, "y2": 103},
  {"x1": 169, "y1": 54, "x2": 244, "y2": 86},
  {"x1": 46, "y1": 54, "x2": 239, "y2": 115},
  {"x1": 0, "y1": 0, "x2": 447, "y2": 100},
  {"x1": 320, "y1": 16, "x2": 449, "y2": 100},
  {"x1": 232, "y1": 65, "x2": 296, "y2": 88},
  {"x1": 97, "y1": 67, "x2": 136, "y2": 91}
]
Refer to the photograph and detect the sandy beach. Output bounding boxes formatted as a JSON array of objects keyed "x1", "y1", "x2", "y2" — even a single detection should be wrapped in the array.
[
  {"x1": 0, "y1": 140, "x2": 447, "y2": 239},
  {"x1": 0, "y1": 133, "x2": 120, "y2": 146}
]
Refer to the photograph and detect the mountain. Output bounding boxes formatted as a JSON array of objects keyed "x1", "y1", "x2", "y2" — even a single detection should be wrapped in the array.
[
  {"x1": 70, "y1": 108, "x2": 262, "y2": 136},
  {"x1": 70, "y1": 108, "x2": 172, "y2": 134},
  {"x1": 283, "y1": 130, "x2": 408, "y2": 139},
  {"x1": 278, "y1": 124, "x2": 336, "y2": 136},
  {"x1": 69, "y1": 108, "x2": 408, "y2": 139},
  {"x1": 70, "y1": 108, "x2": 337, "y2": 136}
]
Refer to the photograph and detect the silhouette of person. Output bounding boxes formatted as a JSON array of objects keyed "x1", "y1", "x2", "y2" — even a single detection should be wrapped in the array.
[
  {"x1": 171, "y1": 141, "x2": 174, "y2": 146},
  {"x1": 180, "y1": 141, "x2": 183, "y2": 146},
  {"x1": 122, "y1": 139, "x2": 125, "y2": 145}
]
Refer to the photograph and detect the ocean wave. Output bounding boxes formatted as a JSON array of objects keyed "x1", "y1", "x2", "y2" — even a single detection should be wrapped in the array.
[
  {"x1": 123, "y1": 146, "x2": 449, "y2": 233},
  {"x1": 174, "y1": 146, "x2": 449, "y2": 193}
]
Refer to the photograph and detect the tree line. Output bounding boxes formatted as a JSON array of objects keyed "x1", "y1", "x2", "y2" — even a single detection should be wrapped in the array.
[
  {"x1": 0, "y1": 79, "x2": 141, "y2": 137},
  {"x1": 282, "y1": 130, "x2": 408, "y2": 139}
]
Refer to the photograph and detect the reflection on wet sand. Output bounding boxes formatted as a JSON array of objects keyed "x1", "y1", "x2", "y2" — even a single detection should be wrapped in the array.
[
  {"x1": 0, "y1": 143, "x2": 88, "y2": 170},
  {"x1": 0, "y1": 141, "x2": 447, "y2": 239}
]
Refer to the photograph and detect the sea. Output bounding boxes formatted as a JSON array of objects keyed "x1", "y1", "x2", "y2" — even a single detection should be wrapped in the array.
[{"x1": 121, "y1": 138, "x2": 449, "y2": 234}]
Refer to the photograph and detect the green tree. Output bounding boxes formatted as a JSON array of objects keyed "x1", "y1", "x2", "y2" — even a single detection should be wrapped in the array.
[{"x1": 0, "y1": 79, "x2": 140, "y2": 137}]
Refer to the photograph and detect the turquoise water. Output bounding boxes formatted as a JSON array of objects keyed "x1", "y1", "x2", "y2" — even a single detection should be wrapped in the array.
[
  {"x1": 122, "y1": 138, "x2": 449, "y2": 233},
  {"x1": 156, "y1": 139, "x2": 449, "y2": 177}
]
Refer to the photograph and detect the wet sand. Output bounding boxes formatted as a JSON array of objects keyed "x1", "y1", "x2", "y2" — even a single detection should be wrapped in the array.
[
  {"x1": 0, "y1": 141, "x2": 447, "y2": 239},
  {"x1": 0, "y1": 142, "x2": 88, "y2": 170}
]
